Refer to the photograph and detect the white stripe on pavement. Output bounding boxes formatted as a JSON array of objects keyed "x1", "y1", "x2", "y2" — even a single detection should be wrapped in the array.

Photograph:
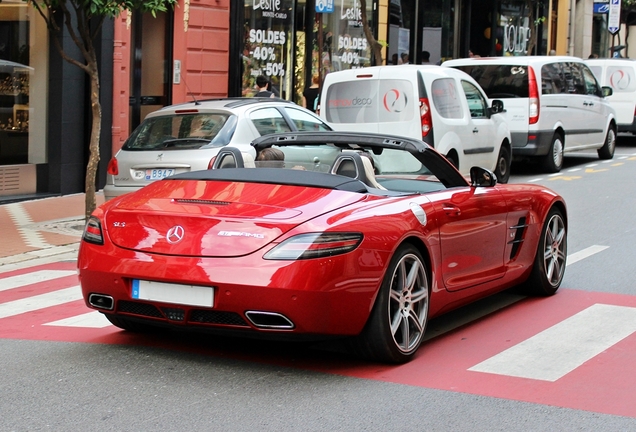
[
  {"x1": 5, "y1": 203, "x2": 51, "y2": 249},
  {"x1": 44, "y1": 311, "x2": 111, "y2": 328},
  {"x1": 567, "y1": 245, "x2": 609, "y2": 265},
  {"x1": 0, "y1": 286, "x2": 82, "y2": 319},
  {"x1": 0, "y1": 270, "x2": 77, "y2": 292},
  {"x1": 468, "y1": 303, "x2": 636, "y2": 382}
]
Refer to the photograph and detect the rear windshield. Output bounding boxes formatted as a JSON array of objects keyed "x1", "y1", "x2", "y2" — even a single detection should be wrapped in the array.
[
  {"x1": 123, "y1": 113, "x2": 236, "y2": 150},
  {"x1": 453, "y1": 65, "x2": 528, "y2": 98}
]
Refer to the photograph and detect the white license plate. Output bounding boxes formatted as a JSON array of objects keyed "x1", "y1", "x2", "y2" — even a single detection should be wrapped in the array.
[
  {"x1": 131, "y1": 280, "x2": 214, "y2": 307},
  {"x1": 145, "y1": 169, "x2": 175, "y2": 180}
]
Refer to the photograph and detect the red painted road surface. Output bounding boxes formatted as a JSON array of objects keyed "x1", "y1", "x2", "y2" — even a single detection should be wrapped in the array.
[{"x1": 2, "y1": 261, "x2": 635, "y2": 418}]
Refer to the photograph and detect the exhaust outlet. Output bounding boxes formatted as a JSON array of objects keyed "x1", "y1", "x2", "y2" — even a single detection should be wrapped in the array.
[
  {"x1": 245, "y1": 311, "x2": 294, "y2": 329},
  {"x1": 88, "y1": 293, "x2": 114, "y2": 310}
]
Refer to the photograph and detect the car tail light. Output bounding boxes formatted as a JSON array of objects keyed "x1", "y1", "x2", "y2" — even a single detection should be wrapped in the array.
[
  {"x1": 107, "y1": 158, "x2": 119, "y2": 175},
  {"x1": 82, "y1": 216, "x2": 104, "y2": 245},
  {"x1": 208, "y1": 156, "x2": 216, "y2": 169},
  {"x1": 528, "y1": 66, "x2": 540, "y2": 125},
  {"x1": 420, "y1": 98, "x2": 432, "y2": 137},
  {"x1": 263, "y1": 232, "x2": 363, "y2": 260}
]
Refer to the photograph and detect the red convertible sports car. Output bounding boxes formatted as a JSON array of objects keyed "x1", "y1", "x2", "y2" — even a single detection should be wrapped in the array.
[{"x1": 78, "y1": 131, "x2": 567, "y2": 363}]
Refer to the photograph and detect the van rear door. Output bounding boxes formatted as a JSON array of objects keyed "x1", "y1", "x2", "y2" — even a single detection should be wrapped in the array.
[{"x1": 322, "y1": 69, "x2": 419, "y2": 138}]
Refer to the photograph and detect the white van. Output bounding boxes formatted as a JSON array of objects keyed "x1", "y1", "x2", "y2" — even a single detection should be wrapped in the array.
[
  {"x1": 319, "y1": 65, "x2": 512, "y2": 182},
  {"x1": 443, "y1": 56, "x2": 617, "y2": 173},
  {"x1": 585, "y1": 58, "x2": 636, "y2": 135}
]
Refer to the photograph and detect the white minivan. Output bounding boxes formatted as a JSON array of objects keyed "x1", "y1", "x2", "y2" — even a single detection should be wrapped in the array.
[
  {"x1": 443, "y1": 56, "x2": 616, "y2": 173},
  {"x1": 585, "y1": 58, "x2": 636, "y2": 135},
  {"x1": 319, "y1": 65, "x2": 512, "y2": 182}
]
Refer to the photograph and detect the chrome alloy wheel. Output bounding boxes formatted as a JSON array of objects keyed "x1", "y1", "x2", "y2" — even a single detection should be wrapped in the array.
[
  {"x1": 543, "y1": 213, "x2": 567, "y2": 286},
  {"x1": 387, "y1": 253, "x2": 429, "y2": 353}
]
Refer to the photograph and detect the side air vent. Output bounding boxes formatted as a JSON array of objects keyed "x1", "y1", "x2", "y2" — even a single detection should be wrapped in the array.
[{"x1": 508, "y1": 216, "x2": 528, "y2": 260}]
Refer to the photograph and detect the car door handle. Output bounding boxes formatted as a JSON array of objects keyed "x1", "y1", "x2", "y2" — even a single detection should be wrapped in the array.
[
  {"x1": 443, "y1": 205, "x2": 461, "y2": 216},
  {"x1": 472, "y1": 128, "x2": 479, "y2": 133}
]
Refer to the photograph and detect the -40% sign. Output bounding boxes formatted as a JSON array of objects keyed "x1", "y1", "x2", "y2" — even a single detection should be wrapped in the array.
[{"x1": 253, "y1": 46, "x2": 276, "y2": 61}]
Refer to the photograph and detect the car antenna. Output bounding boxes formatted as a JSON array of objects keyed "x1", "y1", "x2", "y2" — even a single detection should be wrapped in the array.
[{"x1": 181, "y1": 75, "x2": 200, "y2": 105}]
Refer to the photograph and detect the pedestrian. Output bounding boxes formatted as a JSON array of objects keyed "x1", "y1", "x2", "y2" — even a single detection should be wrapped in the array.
[
  {"x1": 391, "y1": 53, "x2": 399, "y2": 65},
  {"x1": 421, "y1": 50, "x2": 431, "y2": 64},
  {"x1": 401, "y1": 52, "x2": 410, "y2": 64},
  {"x1": 302, "y1": 74, "x2": 321, "y2": 113},
  {"x1": 254, "y1": 75, "x2": 275, "y2": 98}
]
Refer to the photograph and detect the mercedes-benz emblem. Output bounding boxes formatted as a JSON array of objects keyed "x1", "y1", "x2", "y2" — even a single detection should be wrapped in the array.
[{"x1": 166, "y1": 225, "x2": 185, "y2": 244}]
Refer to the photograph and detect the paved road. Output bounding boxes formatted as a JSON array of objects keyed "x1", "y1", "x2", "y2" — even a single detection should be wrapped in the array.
[{"x1": 2, "y1": 144, "x2": 636, "y2": 430}]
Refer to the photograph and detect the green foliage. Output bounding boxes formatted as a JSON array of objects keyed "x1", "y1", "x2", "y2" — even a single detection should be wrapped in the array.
[{"x1": 30, "y1": 0, "x2": 176, "y2": 19}]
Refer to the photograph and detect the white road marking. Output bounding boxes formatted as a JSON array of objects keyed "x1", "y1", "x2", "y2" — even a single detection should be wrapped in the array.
[
  {"x1": 5, "y1": 203, "x2": 51, "y2": 249},
  {"x1": 469, "y1": 303, "x2": 636, "y2": 381},
  {"x1": 0, "y1": 286, "x2": 82, "y2": 319},
  {"x1": 567, "y1": 245, "x2": 609, "y2": 265},
  {"x1": 0, "y1": 270, "x2": 76, "y2": 292},
  {"x1": 44, "y1": 311, "x2": 111, "y2": 328},
  {"x1": 567, "y1": 168, "x2": 581, "y2": 172}
]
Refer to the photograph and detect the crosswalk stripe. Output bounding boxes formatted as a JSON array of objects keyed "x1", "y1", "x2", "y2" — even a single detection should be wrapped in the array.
[
  {"x1": 468, "y1": 303, "x2": 636, "y2": 382},
  {"x1": 43, "y1": 311, "x2": 111, "y2": 328},
  {"x1": 0, "y1": 270, "x2": 77, "y2": 292},
  {"x1": 0, "y1": 286, "x2": 82, "y2": 319}
]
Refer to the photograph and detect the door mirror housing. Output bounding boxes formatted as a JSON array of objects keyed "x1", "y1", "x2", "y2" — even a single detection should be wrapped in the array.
[{"x1": 470, "y1": 166, "x2": 497, "y2": 187}]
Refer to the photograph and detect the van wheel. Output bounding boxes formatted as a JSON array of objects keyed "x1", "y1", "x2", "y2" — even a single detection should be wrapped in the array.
[
  {"x1": 598, "y1": 125, "x2": 616, "y2": 159},
  {"x1": 542, "y1": 133, "x2": 564, "y2": 173},
  {"x1": 445, "y1": 152, "x2": 459, "y2": 169},
  {"x1": 494, "y1": 145, "x2": 511, "y2": 183}
]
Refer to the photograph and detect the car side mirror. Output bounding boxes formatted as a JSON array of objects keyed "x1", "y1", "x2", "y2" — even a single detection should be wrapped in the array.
[
  {"x1": 602, "y1": 86, "x2": 613, "y2": 97},
  {"x1": 490, "y1": 99, "x2": 505, "y2": 114},
  {"x1": 470, "y1": 166, "x2": 498, "y2": 187}
]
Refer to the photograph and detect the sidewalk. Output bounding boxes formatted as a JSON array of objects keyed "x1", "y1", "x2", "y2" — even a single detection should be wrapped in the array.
[{"x1": 0, "y1": 192, "x2": 104, "y2": 270}]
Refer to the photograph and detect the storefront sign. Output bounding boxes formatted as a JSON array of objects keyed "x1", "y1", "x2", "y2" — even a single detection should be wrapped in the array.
[
  {"x1": 316, "y1": 0, "x2": 334, "y2": 13},
  {"x1": 503, "y1": 18, "x2": 530, "y2": 55},
  {"x1": 608, "y1": 0, "x2": 621, "y2": 34}
]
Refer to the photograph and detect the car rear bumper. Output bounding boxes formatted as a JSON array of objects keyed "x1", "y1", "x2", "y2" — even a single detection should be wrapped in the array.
[
  {"x1": 103, "y1": 184, "x2": 141, "y2": 201},
  {"x1": 617, "y1": 118, "x2": 636, "y2": 133},
  {"x1": 511, "y1": 130, "x2": 554, "y2": 157},
  {"x1": 78, "y1": 241, "x2": 383, "y2": 337}
]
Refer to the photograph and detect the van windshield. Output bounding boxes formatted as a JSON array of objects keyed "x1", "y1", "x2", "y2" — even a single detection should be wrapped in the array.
[{"x1": 453, "y1": 65, "x2": 529, "y2": 99}]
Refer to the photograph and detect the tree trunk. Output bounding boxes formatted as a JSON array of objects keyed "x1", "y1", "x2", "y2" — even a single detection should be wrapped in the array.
[
  {"x1": 360, "y1": 0, "x2": 384, "y2": 65},
  {"x1": 85, "y1": 56, "x2": 102, "y2": 219}
]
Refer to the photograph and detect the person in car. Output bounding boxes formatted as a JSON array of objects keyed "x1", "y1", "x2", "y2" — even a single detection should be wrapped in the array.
[{"x1": 256, "y1": 147, "x2": 285, "y2": 168}]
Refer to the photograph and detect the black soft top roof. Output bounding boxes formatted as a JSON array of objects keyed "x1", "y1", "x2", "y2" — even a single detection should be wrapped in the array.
[{"x1": 167, "y1": 167, "x2": 369, "y2": 193}]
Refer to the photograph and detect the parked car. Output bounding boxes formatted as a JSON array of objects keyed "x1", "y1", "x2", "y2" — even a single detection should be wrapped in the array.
[
  {"x1": 79, "y1": 131, "x2": 567, "y2": 364},
  {"x1": 103, "y1": 98, "x2": 332, "y2": 200},
  {"x1": 585, "y1": 57, "x2": 636, "y2": 135},
  {"x1": 318, "y1": 65, "x2": 512, "y2": 183},
  {"x1": 443, "y1": 56, "x2": 616, "y2": 173}
]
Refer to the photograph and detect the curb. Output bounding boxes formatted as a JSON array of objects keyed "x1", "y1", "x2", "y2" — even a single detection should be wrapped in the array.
[{"x1": 0, "y1": 243, "x2": 80, "y2": 273}]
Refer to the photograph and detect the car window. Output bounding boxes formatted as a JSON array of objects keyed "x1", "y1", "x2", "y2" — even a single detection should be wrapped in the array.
[
  {"x1": 123, "y1": 113, "x2": 232, "y2": 150},
  {"x1": 580, "y1": 64, "x2": 601, "y2": 96},
  {"x1": 541, "y1": 63, "x2": 565, "y2": 95},
  {"x1": 430, "y1": 78, "x2": 463, "y2": 119},
  {"x1": 562, "y1": 62, "x2": 586, "y2": 95},
  {"x1": 461, "y1": 81, "x2": 488, "y2": 118},
  {"x1": 452, "y1": 65, "x2": 528, "y2": 98},
  {"x1": 284, "y1": 107, "x2": 331, "y2": 131},
  {"x1": 249, "y1": 107, "x2": 293, "y2": 135}
]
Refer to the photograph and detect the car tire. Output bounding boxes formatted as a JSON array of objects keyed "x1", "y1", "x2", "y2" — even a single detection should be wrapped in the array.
[
  {"x1": 352, "y1": 244, "x2": 429, "y2": 363},
  {"x1": 105, "y1": 314, "x2": 158, "y2": 332},
  {"x1": 494, "y1": 144, "x2": 511, "y2": 184},
  {"x1": 542, "y1": 133, "x2": 564, "y2": 173},
  {"x1": 520, "y1": 207, "x2": 567, "y2": 296},
  {"x1": 598, "y1": 125, "x2": 616, "y2": 160},
  {"x1": 445, "y1": 152, "x2": 459, "y2": 170}
]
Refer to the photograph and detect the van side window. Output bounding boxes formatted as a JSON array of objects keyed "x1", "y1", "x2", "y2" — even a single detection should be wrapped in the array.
[
  {"x1": 460, "y1": 81, "x2": 488, "y2": 118},
  {"x1": 562, "y1": 62, "x2": 586, "y2": 95},
  {"x1": 541, "y1": 63, "x2": 565, "y2": 95},
  {"x1": 579, "y1": 65, "x2": 601, "y2": 96},
  {"x1": 431, "y1": 78, "x2": 463, "y2": 119}
]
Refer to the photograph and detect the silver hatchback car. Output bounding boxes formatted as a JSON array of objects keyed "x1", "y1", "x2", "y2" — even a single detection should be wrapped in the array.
[{"x1": 104, "y1": 98, "x2": 332, "y2": 200}]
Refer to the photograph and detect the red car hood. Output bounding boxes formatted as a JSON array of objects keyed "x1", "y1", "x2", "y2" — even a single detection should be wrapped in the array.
[{"x1": 104, "y1": 179, "x2": 365, "y2": 257}]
